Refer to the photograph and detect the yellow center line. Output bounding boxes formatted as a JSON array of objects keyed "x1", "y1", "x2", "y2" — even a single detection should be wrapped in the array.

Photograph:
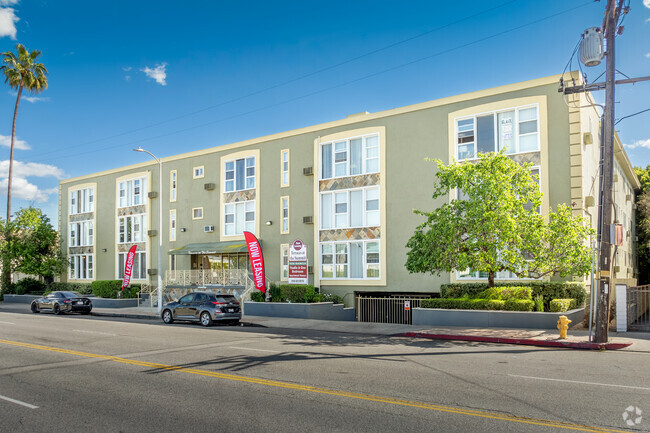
[{"x1": 0, "y1": 338, "x2": 627, "y2": 433}]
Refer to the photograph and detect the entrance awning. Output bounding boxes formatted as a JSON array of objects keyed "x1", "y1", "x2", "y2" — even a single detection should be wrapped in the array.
[{"x1": 168, "y1": 241, "x2": 254, "y2": 255}]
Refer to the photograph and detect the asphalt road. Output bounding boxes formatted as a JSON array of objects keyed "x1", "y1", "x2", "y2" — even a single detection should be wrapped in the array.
[{"x1": 0, "y1": 310, "x2": 648, "y2": 433}]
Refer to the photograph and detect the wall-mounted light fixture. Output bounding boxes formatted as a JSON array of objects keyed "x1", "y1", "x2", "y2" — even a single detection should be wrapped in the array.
[
  {"x1": 180, "y1": 228, "x2": 187, "y2": 232},
  {"x1": 265, "y1": 221, "x2": 273, "y2": 226},
  {"x1": 102, "y1": 248, "x2": 107, "y2": 253}
]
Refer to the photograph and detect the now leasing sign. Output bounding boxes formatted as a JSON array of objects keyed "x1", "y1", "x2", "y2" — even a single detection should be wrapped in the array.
[
  {"x1": 289, "y1": 239, "x2": 308, "y2": 285},
  {"x1": 244, "y1": 231, "x2": 266, "y2": 293},
  {"x1": 121, "y1": 245, "x2": 138, "y2": 290}
]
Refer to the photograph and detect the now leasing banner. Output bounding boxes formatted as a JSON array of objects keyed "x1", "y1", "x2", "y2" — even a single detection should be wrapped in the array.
[
  {"x1": 121, "y1": 245, "x2": 138, "y2": 290},
  {"x1": 244, "y1": 231, "x2": 266, "y2": 293}
]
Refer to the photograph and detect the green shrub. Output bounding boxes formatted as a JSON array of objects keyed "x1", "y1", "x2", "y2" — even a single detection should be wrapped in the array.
[
  {"x1": 534, "y1": 295, "x2": 544, "y2": 312},
  {"x1": 91, "y1": 280, "x2": 140, "y2": 299},
  {"x1": 14, "y1": 278, "x2": 46, "y2": 295},
  {"x1": 504, "y1": 299, "x2": 535, "y2": 311},
  {"x1": 486, "y1": 300, "x2": 506, "y2": 310},
  {"x1": 269, "y1": 282, "x2": 283, "y2": 302},
  {"x1": 280, "y1": 284, "x2": 316, "y2": 303},
  {"x1": 321, "y1": 293, "x2": 344, "y2": 304},
  {"x1": 420, "y1": 297, "x2": 533, "y2": 311},
  {"x1": 250, "y1": 291, "x2": 265, "y2": 302},
  {"x1": 479, "y1": 287, "x2": 532, "y2": 301},
  {"x1": 549, "y1": 298, "x2": 578, "y2": 312},
  {"x1": 49, "y1": 282, "x2": 92, "y2": 294}
]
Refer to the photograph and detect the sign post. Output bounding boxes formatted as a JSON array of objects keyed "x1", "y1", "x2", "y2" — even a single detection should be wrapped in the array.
[{"x1": 288, "y1": 239, "x2": 308, "y2": 285}]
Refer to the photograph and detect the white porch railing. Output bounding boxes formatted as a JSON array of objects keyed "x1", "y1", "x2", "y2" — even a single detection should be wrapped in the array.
[{"x1": 164, "y1": 269, "x2": 250, "y2": 287}]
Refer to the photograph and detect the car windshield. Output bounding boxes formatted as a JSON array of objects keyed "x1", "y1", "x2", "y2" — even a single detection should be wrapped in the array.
[{"x1": 60, "y1": 291, "x2": 82, "y2": 298}]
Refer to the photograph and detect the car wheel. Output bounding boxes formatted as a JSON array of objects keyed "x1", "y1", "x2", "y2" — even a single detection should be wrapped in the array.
[
  {"x1": 200, "y1": 311, "x2": 213, "y2": 327},
  {"x1": 162, "y1": 309, "x2": 174, "y2": 324},
  {"x1": 53, "y1": 304, "x2": 61, "y2": 315},
  {"x1": 30, "y1": 302, "x2": 39, "y2": 314}
]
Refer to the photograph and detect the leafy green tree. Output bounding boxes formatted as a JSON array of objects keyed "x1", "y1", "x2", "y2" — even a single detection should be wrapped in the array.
[
  {"x1": 0, "y1": 207, "x2": 65, "y2": 287},
  {"x1": 405, "y1": 152, "x2": 594, "y2": 287},
  {"x1": 634, "y1": 166, "x2": 650, "y2": 284},
  {"x1": 0, "y1": 44, "x2": 48, "y2": 290}
]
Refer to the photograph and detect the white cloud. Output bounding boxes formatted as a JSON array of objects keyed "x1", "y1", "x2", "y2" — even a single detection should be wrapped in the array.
[
  {"x1": 0, "y1": 160, "x2": 64, "y2": 202},
  {"x1": 646, "y1": 53, "x2": 650, "y2": 58},
  {"x1": 0, "y1": 134, "x2": 29, "y2": 150},
  {"x1": 8, "y1": 91, "x2": 49, "y2": 103},
  {"x1": 0, "y1": 6, "x2": 19, "y2": 39},
  {"x1": 140, "y1": 63, "x2": 167, "y2": 86},
  {"x1": 0, "y1": 1, "x2": 19, "y2": 6},
  {"x1": 624, "y1": 138, "x2": 650, "y2": 149},
  {"x1": 645, "y1": 0, "x2": 650, "y2": 8},
  {"x1": 122, "y1": 66, "x2": 132, "y2": 72}
]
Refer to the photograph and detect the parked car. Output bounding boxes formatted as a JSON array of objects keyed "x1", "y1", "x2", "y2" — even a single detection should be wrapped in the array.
[
  {"x1": 31, "y1": 291, "x2": 92, "y2": 315},
  {"x1": 161, "y1": 292, "x2": 241, "y2": 326}
]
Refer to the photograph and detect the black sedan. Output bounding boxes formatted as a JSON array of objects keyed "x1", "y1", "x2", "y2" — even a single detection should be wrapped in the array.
[
  {"x1": 161, "y1": 292, "x2": 241, "y2": 326},
  {"x1": 31, "y1": 291, "x2": 92, "y2": 315}
]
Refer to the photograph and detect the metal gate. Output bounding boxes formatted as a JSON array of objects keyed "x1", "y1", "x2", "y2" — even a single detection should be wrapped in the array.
[
  {"x1": 628, "y1": 285, "x2": 650, "y2": 331},
  {"x1": 356, "y1": 296, "x2": 426, "y2": 325}
]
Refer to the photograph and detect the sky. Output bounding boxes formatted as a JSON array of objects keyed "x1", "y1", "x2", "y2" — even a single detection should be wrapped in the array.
[{"x1": 0, "y1": 0, "x2": 648, "y2": 227}]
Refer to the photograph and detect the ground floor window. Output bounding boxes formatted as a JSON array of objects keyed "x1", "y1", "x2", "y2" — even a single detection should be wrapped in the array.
[
  {"x1": 191, "y1": 252, "x2": 250, "y2": 273},
  {"x1": 118, "y1": 251, "x2": 146, "y2": 280},
  {"x1": 320, "y1": 240, "x2": 380, "y2": 280},
  {"x1": 69, "y1": 254, "x2": 93, "y2": 279},
  {"x1": 281, "y1": 244, "x2": 289, "y2": 281}
]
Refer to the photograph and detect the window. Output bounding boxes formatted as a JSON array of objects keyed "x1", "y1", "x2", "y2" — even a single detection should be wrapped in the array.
[
  {"x1": 320, "y1": 241, "x2": 380, "y2": 280},
  {"x1": 281, "y1": 196, "x2": 289, "y2": 234},
  {"x1": 224, "y1": 200, "x2": 255, "y2": 236},
  {"x1": 69, "y1": 221, "x2": 94, "y2": 247},
  {"x1": 193, "y1": 166, "x2": 204, "y2": 179},
  {"x1": 69, "y1": 187, "x2": 94, "y2": 214},
  {"x1": 281, "y1": 244, "x2": 289, "y2": 281},
  {"x1": 224, "y1": 156, "x2": 255, "y2": 192},
  {"x1": 320, "y1": 134, "x2": 380, "y2": 179},
  {"x1": 118, "y1": 214, "x2": 147, "y2": 243},
  {"x1": 69, "y1": 254, "x2": 93, "y2": 280},
  {"x1": 118, "y1": 251, "x2": 146, "y2": 280},
  {"x1": 170, "y1": 170, "x2": 177, "y2": 202},
  {"x1": 455, "y1": 105, "x2": 539, "y2": 160},
  {"x1": 170, "y1": 254, "x2": 176, "y2": 272},
  {"x1": 118, "y1": 177, "x2": 147, "y2": 208},
  {"x1": 320, "y1": 187, "x2": 380, "y2": 229},
  {"x1": 170, "y1": 209, "x2": 176, "y2": 241},
  {"x1": 192, "y1": 207, "x2": 203, "y2": 220},
  {"x1": 281, "y1": 150, "x2": 289, "y2": 187}
]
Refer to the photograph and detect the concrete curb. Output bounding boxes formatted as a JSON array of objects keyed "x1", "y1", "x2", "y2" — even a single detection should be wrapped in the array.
[
  {"x1": 396, "y1": 332, "x2": 633, "y2": 350},
  {"x1": 91, "y1": 311, "x2": 159, "y2": 321}
]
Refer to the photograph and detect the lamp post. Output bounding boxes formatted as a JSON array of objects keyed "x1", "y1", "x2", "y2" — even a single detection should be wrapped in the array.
[{"x1": 133, "y1": 147, "x2": 163, "y2": 314}]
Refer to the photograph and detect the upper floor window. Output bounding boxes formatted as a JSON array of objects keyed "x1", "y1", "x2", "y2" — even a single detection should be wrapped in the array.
[
  {"x1": 192, "y1": 207, "x2": 204, "y2": 220},
  {"x1": 193, "y1": 166, "x2": 204, "y2": 179},
  {"x1": 224, "y1": 200, "x2": 255, "y2": 236},
  {"x1": 118, "y1": 177, "x2": 147, "y2": 208},
  {"x1": 320, "y1": 134, "x2": 379, "y2": 180},
  {"x1": 224, "y1": 157, "x2": 255, "y2": 192},
  {"x1": 69, "y1": 221, "x2": 94, "y2": 247},
  {"x1": 118, "y1": 214, "x2": 147, "y2": 243},
  {"x1": 456, "y1": 105, "x2": 539, "y2": 161},
  {"x1": 170, "y1": 170, "x2": 177, "y2": 202},
  {"x1": 170, "y1": 209, "x2": 176, "y2": 242},
  {"x1": 281, "y1": 150, "x2": 290, "y2": 187},
  {"x1": 70, "y1": 187, "x2": 94, "y2": 214},
  {"x1": 281, "y1": 196, "x2": 289, "y2": 234},
  {"x1": 320, "y1": 186, "x2": 380, "y2": 230}
]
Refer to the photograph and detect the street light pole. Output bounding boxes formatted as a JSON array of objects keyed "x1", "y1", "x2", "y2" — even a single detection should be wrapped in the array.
[{"x1": 133, "y1": 147, "x2": 163, "y2": 315}]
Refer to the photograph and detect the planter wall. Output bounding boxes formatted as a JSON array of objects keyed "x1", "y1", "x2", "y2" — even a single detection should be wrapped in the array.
[
  {"x1": 2, "y1": 294, "x2": 40, "y2": 303},
  {"x1": 2, "y1": 294, "x2": 138, "y2": 308},
  {"x1": 412, "y1": 307, "x2": 585, "y2": 329},
  {"x1": 244, "y1": 301, "x2": 356, "y2": 321}
]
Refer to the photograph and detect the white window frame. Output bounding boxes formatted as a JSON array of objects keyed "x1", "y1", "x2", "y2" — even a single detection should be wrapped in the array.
[
  {"x1": 118, "y1": 177, "x2": 147, "y2": 208},
  {"x1": 192, "y1": 207, "x2": 204, "y2": 220},
  {"x1": 454, "y1": 104, "x2": 540, "y2": 161},
  {"x1": 319, "y1": 186, "x2": 380, "y2": 230},
  {"x1": 281, "y1": 196, "x2": 290, "y2": 234},
  {"x1": 193, "y1": 166, "x2": 204, "y2": 179},
  {"x1": 224, "y1": 156, "x2": 256, "y2": 192},
  {"x1": 223, "y1": 200, "x2": 255, "y2": 236},
  {"x1": 170, "y1": 170, "x2": 177, "y2": 202},
  {"x1": 280, "y1": 244, "x2": 289, "y2": 281},
  {"x1": 118, "y1": 251, "x2": 147, "y2": 280},
  {"x1": 69, "y1": 254, "x2": 94, "y2": 280},
  {"x1": 170, "y1": 209, "x2": 177, "y2": 242},
  {"x1": 319, "y1": 240, "x2": 380, "y2": 280},
  {"x1": 69, "y1": 187, "x2": 94, "y2": 215},
  {"x1": 320, "y1": 133, "x2": 380, "y2": 180},
  {"x1": 69, "y1": 221, "x2": 94, "y2": 247},
  {"x1": 281, "y1": 149, "x2": 290, "y2": 187},
  {"x1": 118, "y1": 214, "x2": 147, "y2": 243}
]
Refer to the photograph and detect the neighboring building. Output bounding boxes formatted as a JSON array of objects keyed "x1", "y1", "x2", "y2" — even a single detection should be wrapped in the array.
[{"x1": 58, "y1": 72, "x2": 639, "y2": 306}]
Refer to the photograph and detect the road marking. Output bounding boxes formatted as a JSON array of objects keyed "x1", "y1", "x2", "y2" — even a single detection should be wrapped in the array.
[
  {"x1": 508, "y1": 374, "x2": 650, "y2": 391},
  {"x1": 0, "y1": 393, "x2": 38, "y2": 409},
  {"x1": 72, "y1": 329, "x2": 117, "y2": 337},
  {"x1": 0, "y1": 321, "x2": 15, "y2": 325},
  {"x1": 0, "y1": 338, "x2": 628, "y2": 433},
  {"x1": 228, "y1": 346, "x2": 280, "y2": 353}
]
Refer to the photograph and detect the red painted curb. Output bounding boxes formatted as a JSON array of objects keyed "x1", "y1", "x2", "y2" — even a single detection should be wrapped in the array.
[{"x1": 396, "y1": 332, "x2": 632, "y2": 350}]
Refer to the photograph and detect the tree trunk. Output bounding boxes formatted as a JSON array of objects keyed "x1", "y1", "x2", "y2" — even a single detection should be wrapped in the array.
[
  {"x1": 6, "y1": 84, "x2": 22, "y2": 223},
  {"x1": 488, "y1": 270, "x2": 495, "y2": 287}
]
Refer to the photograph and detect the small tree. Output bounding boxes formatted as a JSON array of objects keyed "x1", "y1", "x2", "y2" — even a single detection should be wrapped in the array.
[{"x1": 405, "y1": 152, "x2": 594, "y2": 287}]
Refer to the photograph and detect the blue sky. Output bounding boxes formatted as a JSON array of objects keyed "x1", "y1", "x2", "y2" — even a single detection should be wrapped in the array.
[{"x1": 0, "y1": 0, "x2": 648, "y2": 226}]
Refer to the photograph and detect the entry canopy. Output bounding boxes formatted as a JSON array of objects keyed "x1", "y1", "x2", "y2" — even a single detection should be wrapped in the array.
[{"x1": 168, "y1": 241, "x2": 256, "y2": 255}]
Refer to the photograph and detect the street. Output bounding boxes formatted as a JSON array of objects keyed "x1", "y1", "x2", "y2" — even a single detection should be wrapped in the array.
[{"x1": 0, "y1": 310, "x2": 648, "y2": 433}]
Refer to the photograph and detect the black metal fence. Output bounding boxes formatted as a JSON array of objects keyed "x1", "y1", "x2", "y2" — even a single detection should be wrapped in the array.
[{"x1": 628, "y1": 285, "x2": 650, "y2": 331}]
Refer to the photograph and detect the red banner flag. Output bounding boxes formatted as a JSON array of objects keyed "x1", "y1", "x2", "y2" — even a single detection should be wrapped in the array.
[
  {"x1": 121, "y1": 245, "x2": 138, "y2": 290},
  {"x1": 244, "y1": 231, "x2": 266, "y2": 293}
]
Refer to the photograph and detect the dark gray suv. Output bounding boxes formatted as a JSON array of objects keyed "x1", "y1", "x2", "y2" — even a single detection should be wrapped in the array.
[{"x1": 161, "y1": 292, "x2": 241, "y2": 327}]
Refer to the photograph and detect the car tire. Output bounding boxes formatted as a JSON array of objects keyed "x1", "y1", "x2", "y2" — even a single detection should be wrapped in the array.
[
  {"x1": 200, "y1": 311, "x2": 213, "y2": 327},
  {"x1": 30, "y1": 302, "x2": 39, "y2": 314},
  {"x1": 162, "y1": 309, "x2": 174, "y2": 324},
  {"x1": 53, "y1": 304, "x2": 61, "y2": 315}
]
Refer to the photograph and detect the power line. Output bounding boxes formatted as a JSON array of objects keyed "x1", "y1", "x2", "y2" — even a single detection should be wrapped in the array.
[
  {"x1": 33, "y1": 0, "x2": 522, "y2": 160},
  {"x1": 37, "y1": 1, "x2": 594, "y2": 164},
  {"x1": 615, "y1": 108, "x2": 650, "y2": 125}
]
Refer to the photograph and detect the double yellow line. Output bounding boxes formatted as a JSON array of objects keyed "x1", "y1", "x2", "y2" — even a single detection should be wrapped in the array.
[{"x1": 0, "y1": 338, "x2": 628, "y2": 432}]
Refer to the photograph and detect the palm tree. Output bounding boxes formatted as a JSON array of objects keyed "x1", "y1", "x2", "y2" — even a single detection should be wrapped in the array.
[{"x1": 0, "y1": 44, "x2": 48, "y2": 223}]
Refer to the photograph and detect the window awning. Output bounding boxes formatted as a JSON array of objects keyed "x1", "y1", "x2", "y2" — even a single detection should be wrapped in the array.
[{"x1": 168, "y1": 241, "x2": 254, "y2": 255}]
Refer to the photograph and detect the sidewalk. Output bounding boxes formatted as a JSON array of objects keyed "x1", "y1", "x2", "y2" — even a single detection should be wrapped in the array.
[{"x1": 2, "y1": 302, "x2": 648, "y2": 351}]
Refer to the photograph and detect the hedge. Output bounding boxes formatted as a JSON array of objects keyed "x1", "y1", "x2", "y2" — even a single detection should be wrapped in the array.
[
  {"x1": 90, "y1": 280, "x2": 140, "y2": 299},
  {"x1": 440, "y1": 282, "x2": 586, "y2": 309},
  {"x1": 280, "y1": 284, "x2": 316, "y2": 303},
  {"x1": 420, "y1": 298, "x2": 533, "y2": 311},
  {"x1": 549, "y1": 298, "x2": 578, "y2": 313},
  {"x1": 479, "y1": 287, "x2": 532, "y2": 301},
  {"x1": 49, "y1": 282, "x2": 93, "y2": 294}
]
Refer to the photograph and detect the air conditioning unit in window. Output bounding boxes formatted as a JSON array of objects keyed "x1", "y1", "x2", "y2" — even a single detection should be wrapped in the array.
[
  {"x1": 147, "y1": 230, "x2": 157, "y2": 237},
  {"x1": 147, "y1": 268, "x2": 157, "y2": 276},
  {"x1": 204, "y1": 183, "x2": 216, "y2": 191},
  {"x1": 204, "y1": 225, "x2": 214, "y2": 233},
  {"x1": 148, "y1": 191, "x2": 158, "y2": 199},
  {"x1": 303, "y1": 166, "x2": 313, "y2": 176},
  {"x1": 303, "y1": 216, "x2": 313, "y2": 224}
]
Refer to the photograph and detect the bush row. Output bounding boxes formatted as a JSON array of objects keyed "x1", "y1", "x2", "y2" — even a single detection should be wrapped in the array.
[
  {"x1": 249, "y1": 283, "x2": 343, "y2": 305},
  {"x1": 90, "y1": 280, "x2": 140, "y2": 299},
  {"x1": 440, "y1": 282, "x2": 586, "y2": 308},
  {"x1": 549, "y1": 298, "x2": 578, "y2": 313},
  {"x1": 420, "y1": 298, "x2": 534, "y2": 312}
]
